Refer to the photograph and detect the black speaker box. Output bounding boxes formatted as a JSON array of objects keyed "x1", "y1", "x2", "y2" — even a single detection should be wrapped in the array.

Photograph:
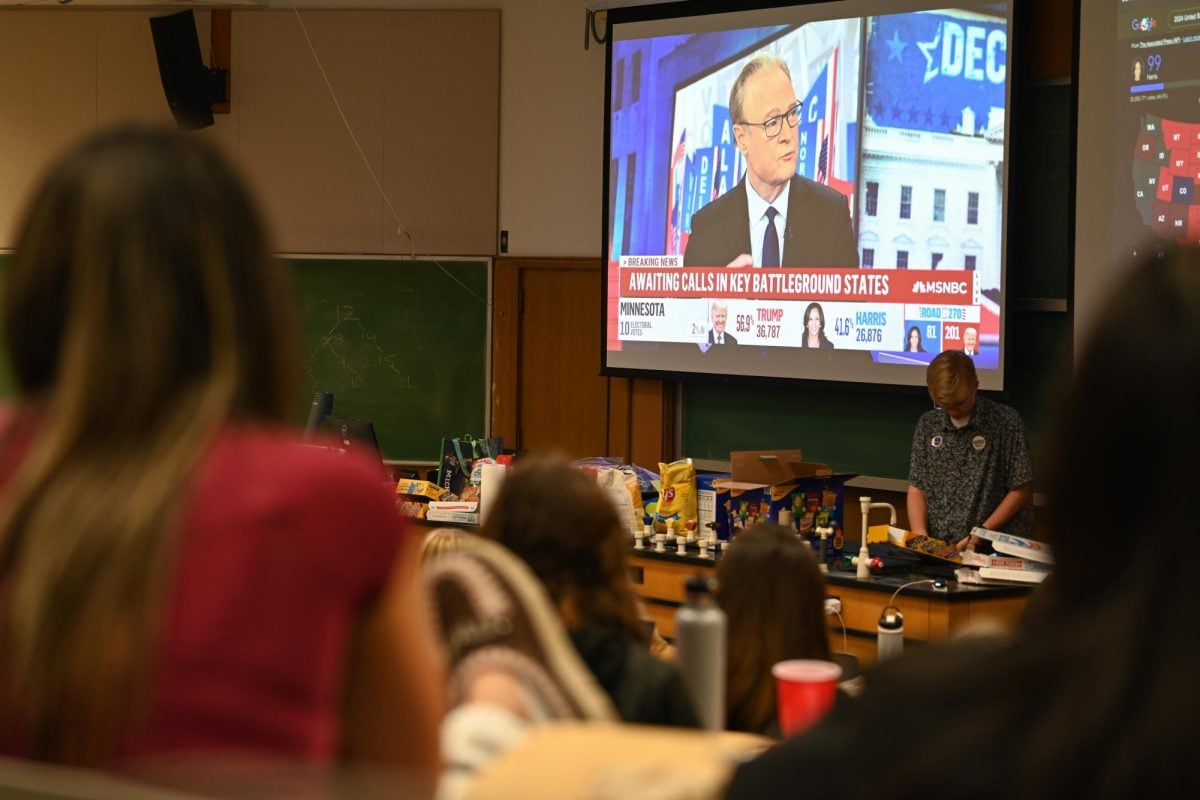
[{"x1": 150, "y1": 11, "x2": 217, "y2": 130}]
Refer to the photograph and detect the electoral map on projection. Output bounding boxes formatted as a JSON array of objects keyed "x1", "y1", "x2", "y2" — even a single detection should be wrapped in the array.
[{"x1": 1132, "y1": 114, "x2": 1200, "y2": 242}]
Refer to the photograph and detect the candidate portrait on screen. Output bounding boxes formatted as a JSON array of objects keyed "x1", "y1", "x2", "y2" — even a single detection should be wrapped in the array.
[
  {"x1": 707, "y1": 299, "x2": 737, "y2": 347},
  {"x1": 683, "y1": 54, "x2": 859, "y2": 270}
]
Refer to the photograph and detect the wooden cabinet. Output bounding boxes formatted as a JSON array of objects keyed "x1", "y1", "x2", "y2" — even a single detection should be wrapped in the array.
[{"x1": 628, "y1": 549, "x2": 1032, "y2": 667}]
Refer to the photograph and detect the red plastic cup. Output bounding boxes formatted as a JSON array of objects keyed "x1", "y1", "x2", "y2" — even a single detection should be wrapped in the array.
[{"x1": 772, "y1": 659, "x2": 842, "y2": 736}]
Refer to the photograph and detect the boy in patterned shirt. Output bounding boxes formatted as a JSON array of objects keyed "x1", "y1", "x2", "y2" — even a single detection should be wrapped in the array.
[{"x1": 907, "y1": 350, "x2": 1034, "y2": 553}]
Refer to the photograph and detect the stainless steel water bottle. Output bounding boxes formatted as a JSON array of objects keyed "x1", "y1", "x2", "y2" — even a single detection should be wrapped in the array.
[{"x1": 675, "y1": 575, "x2": 727, "y2": 730}]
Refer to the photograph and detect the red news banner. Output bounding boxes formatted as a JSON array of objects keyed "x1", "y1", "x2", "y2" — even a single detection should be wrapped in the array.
[{"x1": 611, "y1": 262, "x2": 981, "y2": 350}]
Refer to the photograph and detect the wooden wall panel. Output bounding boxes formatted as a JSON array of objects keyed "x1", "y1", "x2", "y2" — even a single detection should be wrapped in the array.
[
  {"x1": 491, "y1": 257, "x2": 519, "y2": 447},
  {"x1": 1023, "y1": 0, "x2": 1074, "y2": 81},
  {"x1": 493, "y1": 258, "x2": 673, "y2": 467},
  {"x1": 516, "y1": 263, "x2": 607, "y2": 458}
]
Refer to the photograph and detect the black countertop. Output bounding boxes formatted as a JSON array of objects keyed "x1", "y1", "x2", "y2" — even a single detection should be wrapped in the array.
[{"x1": 628, "y1": 540, "x2": 1035, "y2": 601}]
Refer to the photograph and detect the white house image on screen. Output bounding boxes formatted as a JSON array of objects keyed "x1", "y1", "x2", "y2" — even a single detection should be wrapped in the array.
[{"x1": 857, "y1": 106, "x2": 1003, "y2": 296}]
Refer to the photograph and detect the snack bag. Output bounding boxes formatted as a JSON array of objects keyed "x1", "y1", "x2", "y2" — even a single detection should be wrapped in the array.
[
  {"x1": 656, "y1": 458, "x2": 697, "y2": 532},
  {"x1": 597, "y1": 467, "x2": 642, "y2": 536}
]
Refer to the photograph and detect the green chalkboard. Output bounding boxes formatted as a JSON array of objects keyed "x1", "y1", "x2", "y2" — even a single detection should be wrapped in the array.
[
  {"x1": 682, "y1": 83, "x2": 1073, "y2": 482},
  {"x1": 0, "y1": 253, "x2": 490, "y2": 462},
  {"x1": 290, "y1": 257, "x2": 489, "y2": 462},
  {"x1": 681, "y1": 310, "x2": 1068, "y2": 481}
]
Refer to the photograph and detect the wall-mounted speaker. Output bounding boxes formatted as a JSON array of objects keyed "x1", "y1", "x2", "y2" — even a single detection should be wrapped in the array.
[{"x1": 150, "y1": 11, "x2": 224, "y2": 130}]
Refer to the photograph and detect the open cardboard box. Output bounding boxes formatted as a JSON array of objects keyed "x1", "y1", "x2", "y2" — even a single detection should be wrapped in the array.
[{"x1": 730, "y1": 448, "x2": 830, "y2": 484}]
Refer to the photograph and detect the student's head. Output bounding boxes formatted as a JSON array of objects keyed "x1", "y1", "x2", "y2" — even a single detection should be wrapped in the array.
[
  {"x1": 0, "y1": 125, "x2": 297, "y2": 764},
  {"x1": 730, "y1": 54, "x2": 801, "y2": 199},
  {"x1": 6, "y1": 125, "x2": 297, "y2": 423},
  {"x1": 717, "y1": 524, "x2": 830, "y2": 734},
  {"x1": 711, "y1": 300, "x2": 729, "y2": 333},
  {"x1": 418, "y1": 527, "x2": 475, "y2": 568},
  {"x1": 926, "y1": 350, "x2": 978, "y2": 420},
  {"x1": 1046, "y1": 242, "x2": 1200, "y2": 601},
  {"x1": 907, "y1": 325, "x2": 923, "y2": 352},
  {"x1": 480, "y1": 456, "x2": 646, "y2": 643},
  {"x1": 963, "y1": 326, "x2": 978, "y2": 353},
  {"x1": 804, "y1": 302, "x2": 825, "y2": 338}
]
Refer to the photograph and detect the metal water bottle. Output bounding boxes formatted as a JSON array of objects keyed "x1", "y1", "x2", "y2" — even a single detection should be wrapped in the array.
[
  {"x1": 877, "y1": 604, "x2": 905, "y2": 662},
  {"x1": 675, "y1": 575, "x2": 727, "y2": 730}
]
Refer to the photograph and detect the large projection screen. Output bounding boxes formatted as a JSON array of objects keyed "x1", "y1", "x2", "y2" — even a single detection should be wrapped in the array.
[
  {"x1": 1075, "y1": 0, "x2": 1200, "y2": 339},
  {"x1": 604, "y1": 0, "x2": 1015, "y2": 390}
]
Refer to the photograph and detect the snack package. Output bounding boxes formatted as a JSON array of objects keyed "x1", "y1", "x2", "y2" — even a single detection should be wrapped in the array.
[
  {"x1": 597, "y1": 467, "x2": 643, "y2": 536},
  {"x1": 572, "y1": 457, "x2": 658, "y2": 496},
  {"x1": 394, "y1": 479, "x2": 448, "y2": 518},
  {"x1": 655, "y1": 458, "x2": 697, "y2": 532}
]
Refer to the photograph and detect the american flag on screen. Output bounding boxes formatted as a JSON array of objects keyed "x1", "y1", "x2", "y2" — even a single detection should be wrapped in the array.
[
  {"x1": 801, "y1": 47, "x2": 854, "y2": 205},
  {"x1": 666, "y1": 129, "x2": 687, "y2": 255}
]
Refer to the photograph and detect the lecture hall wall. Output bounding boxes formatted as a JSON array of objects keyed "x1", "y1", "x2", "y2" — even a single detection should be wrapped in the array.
[{"x1": 0, "y1": 0, "x2": 1071, "y2": 469}]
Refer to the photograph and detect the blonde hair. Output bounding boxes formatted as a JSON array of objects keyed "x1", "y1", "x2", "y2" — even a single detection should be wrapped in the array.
[
  {"x1": 926, "y1": 350, "x2": 978, "y2": 408},
  {"x1": 418, "y1": 527, "x2": 474, "y2": 567},
  {"x1": 0, "y1": 126, "x2": 298, "y2": 764}
]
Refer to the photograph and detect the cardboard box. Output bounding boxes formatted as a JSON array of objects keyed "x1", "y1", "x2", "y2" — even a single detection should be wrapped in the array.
[
  {"x1": 717, "y1": 450, "x2": 855, "y2": 562},
  {"x1": 395, "y1": 479, "x2": 448, "y2": 518},
  {"x1": 712, "y1": 480, "x2": 770, "y2": 541},
  {"x1": 696, "y1": 472, "x2": 730, "y2": 540},
  {"x1": 730, "y1": 449, "x2": 812, "y2": 484}
]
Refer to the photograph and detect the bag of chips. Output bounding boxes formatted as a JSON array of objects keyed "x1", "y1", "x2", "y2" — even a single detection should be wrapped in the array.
[{"x1": 655, "y1": 457, "x2": 697, "y2": 533}]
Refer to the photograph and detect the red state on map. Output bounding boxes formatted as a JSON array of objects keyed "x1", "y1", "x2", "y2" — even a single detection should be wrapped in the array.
[
  {"x1": 1171, "y1": 148, "x2": 1190, "y2": 174},
  {"x1": 1162, "y1": 119, "x2": 1193, "y2": 148},
  {"x1": 1157, "y1": 167, "x2": 1174, "y2": 201}
]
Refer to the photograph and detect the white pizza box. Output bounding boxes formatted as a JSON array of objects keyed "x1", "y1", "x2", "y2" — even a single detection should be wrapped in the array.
[
  {"x1": 970, "y1": 527, "x2": 1054, "y2": 564},
  {"x1": 960, "y1": 550, "x2": 1052, "y2": 572},
  {"x1": 978, "y1": 566, "x2": 1049, "y2": 584}
]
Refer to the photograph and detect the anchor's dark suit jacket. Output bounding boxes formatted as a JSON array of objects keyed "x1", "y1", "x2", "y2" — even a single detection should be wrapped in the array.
[{"x1": 683, "y1": 175, "x2": 859, "y2": 268}]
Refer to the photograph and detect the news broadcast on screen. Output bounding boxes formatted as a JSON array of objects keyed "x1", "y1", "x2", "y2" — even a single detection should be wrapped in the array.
[{"x1": 603, "y1": 0, "x2": 1012, "y2": 390}]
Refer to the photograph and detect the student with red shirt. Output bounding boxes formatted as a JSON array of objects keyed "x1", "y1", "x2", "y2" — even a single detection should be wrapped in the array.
[{"x1": 0, "y1": 127, "x2": 443, "y2": 776}]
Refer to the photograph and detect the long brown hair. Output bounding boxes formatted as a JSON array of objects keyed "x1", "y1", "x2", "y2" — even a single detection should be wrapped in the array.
[
  {"x1": 0, "y1": 126, "x2": 298, "y2": 764},
  {"x1": 479, "y1": 456, "x2": 646, "y2": 643},
  {"x1": 717, "y1": 524, "x2": 830, "y2": 734}
]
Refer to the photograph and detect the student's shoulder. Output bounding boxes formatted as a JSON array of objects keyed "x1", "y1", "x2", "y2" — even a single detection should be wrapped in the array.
[
  {"x1": 978, "y1": 397, "x2": 1027, "y2": 430},
  {"x1": 913, "y1": 407, "x2": 943, "y2": 432},
  {"x1": 791, "y1": 174, "x2": 850, "y2": 208},
  {"x1": 208, "y1": 424, "x2": 389, "y2": 499},
  {"x1": 691, "y1": 179, "x2": 746, "y2": 224}
]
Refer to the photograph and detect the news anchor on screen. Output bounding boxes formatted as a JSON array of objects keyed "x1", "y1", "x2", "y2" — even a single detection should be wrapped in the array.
[{"x1": 683, "y1": 54, "x2": 858, "y2": 269}]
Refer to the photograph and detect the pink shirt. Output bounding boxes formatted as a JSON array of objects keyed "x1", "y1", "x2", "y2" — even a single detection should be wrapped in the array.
[{"x1": 3, "y1": 424, "x2": 408, "y2": 763}]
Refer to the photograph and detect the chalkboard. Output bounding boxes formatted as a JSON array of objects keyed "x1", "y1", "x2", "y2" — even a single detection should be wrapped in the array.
[
  {"x1": 290, "y1": 257, "x2": 490, "y2": 462},
  {"x1": 0, "y1": 254, "x2": 491, "y2": 462},
  {"x1": 681, "y1": 311, "x2": 1068, "y2": 480},
  {"x1": 682, "y1": 83, "x2": 1072, "y2": 481}
]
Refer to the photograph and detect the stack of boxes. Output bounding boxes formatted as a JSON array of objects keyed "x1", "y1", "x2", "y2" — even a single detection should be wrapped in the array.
[{"x1": 698, "y1": 450, "x2": 855, "y2": 566}]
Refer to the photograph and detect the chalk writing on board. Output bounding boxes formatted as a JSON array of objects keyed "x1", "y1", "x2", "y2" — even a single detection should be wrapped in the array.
[{"x1": 303, "y1": 294, "x2": 416, "y2": 395}]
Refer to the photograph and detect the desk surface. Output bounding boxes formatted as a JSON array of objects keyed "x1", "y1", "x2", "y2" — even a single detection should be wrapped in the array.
[{"x1": 628, "y1": 543, "x2": 1035, "y2": 601}]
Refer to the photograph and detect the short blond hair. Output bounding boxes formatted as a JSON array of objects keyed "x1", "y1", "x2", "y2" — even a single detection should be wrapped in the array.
[
  {"x1": 417, "y1": 527, "x2": 475, "y2": 568},
  {"x1": 926, "y1": 350, "x2": 978, "y2": 407}
]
